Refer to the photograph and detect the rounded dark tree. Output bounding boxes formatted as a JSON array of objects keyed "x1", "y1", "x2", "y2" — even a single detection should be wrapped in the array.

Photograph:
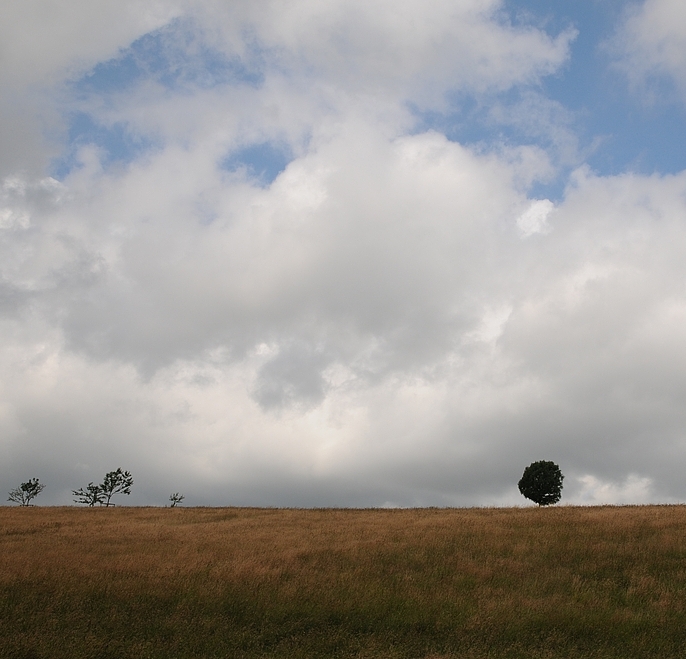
[{"x1": 518, "y1": 460, "x2": 563, "y2": 506}]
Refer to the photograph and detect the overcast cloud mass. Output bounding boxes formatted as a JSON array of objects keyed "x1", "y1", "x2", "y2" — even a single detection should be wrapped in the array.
[{"x1": 3, "y1": 0, "x2": 686, "y2": 507}]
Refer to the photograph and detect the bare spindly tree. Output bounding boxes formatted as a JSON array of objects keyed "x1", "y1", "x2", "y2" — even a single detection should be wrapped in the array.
[
  {"x1": 72, "y1": 482, "x2": 105, "y2": 507},
  {"x1": 169, "y1": 492, "x2": 185, "y2": 507}
]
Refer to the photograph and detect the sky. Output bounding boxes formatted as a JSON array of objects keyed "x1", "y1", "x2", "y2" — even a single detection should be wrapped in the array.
[{"x1": 2, "y1": 0, "x2": 686, "y2": 507}]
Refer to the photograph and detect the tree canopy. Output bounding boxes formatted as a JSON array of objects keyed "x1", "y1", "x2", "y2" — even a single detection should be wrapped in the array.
[
  {"x1": 73, "y1": 469, "x2": 133, "y2": 507},
  {"x1": 518, "y1": 461, "x2": 563, "y2": 506},
  {"x1": 100, "y1": 469, "x2": 134, "y2": 507},
  {"x1": 8, "y1": 478, "x2": 45, "y2": 506}
]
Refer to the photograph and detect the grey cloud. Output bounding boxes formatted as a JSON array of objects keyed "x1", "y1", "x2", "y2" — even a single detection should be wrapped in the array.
[
  {"x1": 253, "y1": 341, "x2": 330, "y2": 410},
  {"x1": 0, "y1": 1, "x2": 180, "y2": 178}
]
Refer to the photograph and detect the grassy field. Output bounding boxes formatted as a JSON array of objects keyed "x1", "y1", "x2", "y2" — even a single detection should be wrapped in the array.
[{"x1": 1, "y1": 505, "x2": 685, "y2": 659}]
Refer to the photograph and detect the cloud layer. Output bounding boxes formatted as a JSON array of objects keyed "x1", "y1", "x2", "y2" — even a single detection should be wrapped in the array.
[
  {"x1": 615, "y1": 0, "x2": 686, "y2": 99},
  {"x1": 1, "y1": 1, "x2": 686, "y2": 506}
]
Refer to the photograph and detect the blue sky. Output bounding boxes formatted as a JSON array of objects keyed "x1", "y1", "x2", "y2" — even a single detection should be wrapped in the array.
[
  {"x1": 511, "y1": 0, "x2": 686, "y2": 176},
  {"x1": 51, "y1": 1, "x2": 686, "y2": 193},
  {"x1": 3, "y1": 0, "x2": 686, "y2": 507}
]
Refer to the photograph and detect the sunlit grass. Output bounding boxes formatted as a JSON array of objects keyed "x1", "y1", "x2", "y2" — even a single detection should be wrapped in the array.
[{"x1": 1, "y1": 506, "x2": 685, "y2": 658}]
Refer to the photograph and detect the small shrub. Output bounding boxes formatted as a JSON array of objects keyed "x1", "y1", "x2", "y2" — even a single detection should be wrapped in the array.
[{"x1": 169, "y1": 493, "x2": 185, "y2": 507}]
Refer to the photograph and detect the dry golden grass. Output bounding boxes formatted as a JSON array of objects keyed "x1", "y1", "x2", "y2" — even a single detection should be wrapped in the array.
[{"x1": 1, "y1": 505, "x2": 686, "y2": 658}]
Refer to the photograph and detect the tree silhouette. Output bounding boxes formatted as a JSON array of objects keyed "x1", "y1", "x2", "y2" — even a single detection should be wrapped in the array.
[
  {"x1": 518, "y1": 461, "x2": 563, "y2": 506},
  {"x1": 100, "y1": 469, "x2": 133, "y2": 507},
  {"x1": 169, "y1": 493, "x2": 185, "y2": 507},
  {"x1": 8, "y1": 478, "x2": 45, "y2": 506},
  {"x1": 73, "y1": 469, "x2": 133, "y2": 507},
  {"x1": 72, "y1": 482, "x2": 104, "y2": 507}
]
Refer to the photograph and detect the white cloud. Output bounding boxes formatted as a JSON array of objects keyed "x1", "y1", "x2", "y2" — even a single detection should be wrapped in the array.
[
  {"x1": 516, "y1": 199, "x2": 554, "y2": 236},
  {"x1": 195, "y1": 0, "x2": 573, "y2": 99},
  {"x1": 0, "y1": 1, "x2": 182, "y2": 177},
  {"x1": 613, "y1": 0, "x2": 686, "y2": 100},
  {"x1": 570, "y1": 474, "x2": 657, "y2": 505},
  {"x1": 5, "y1": 134, "x2": 686, "y2": 506},
  {"x1": 2, "y1": 2, "x2": 686, "y2": 507}
]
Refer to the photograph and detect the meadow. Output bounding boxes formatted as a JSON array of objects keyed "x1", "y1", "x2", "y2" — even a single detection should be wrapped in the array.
[{"x1": 1, "y1": 505, "x2": 685, "y2": 658}]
